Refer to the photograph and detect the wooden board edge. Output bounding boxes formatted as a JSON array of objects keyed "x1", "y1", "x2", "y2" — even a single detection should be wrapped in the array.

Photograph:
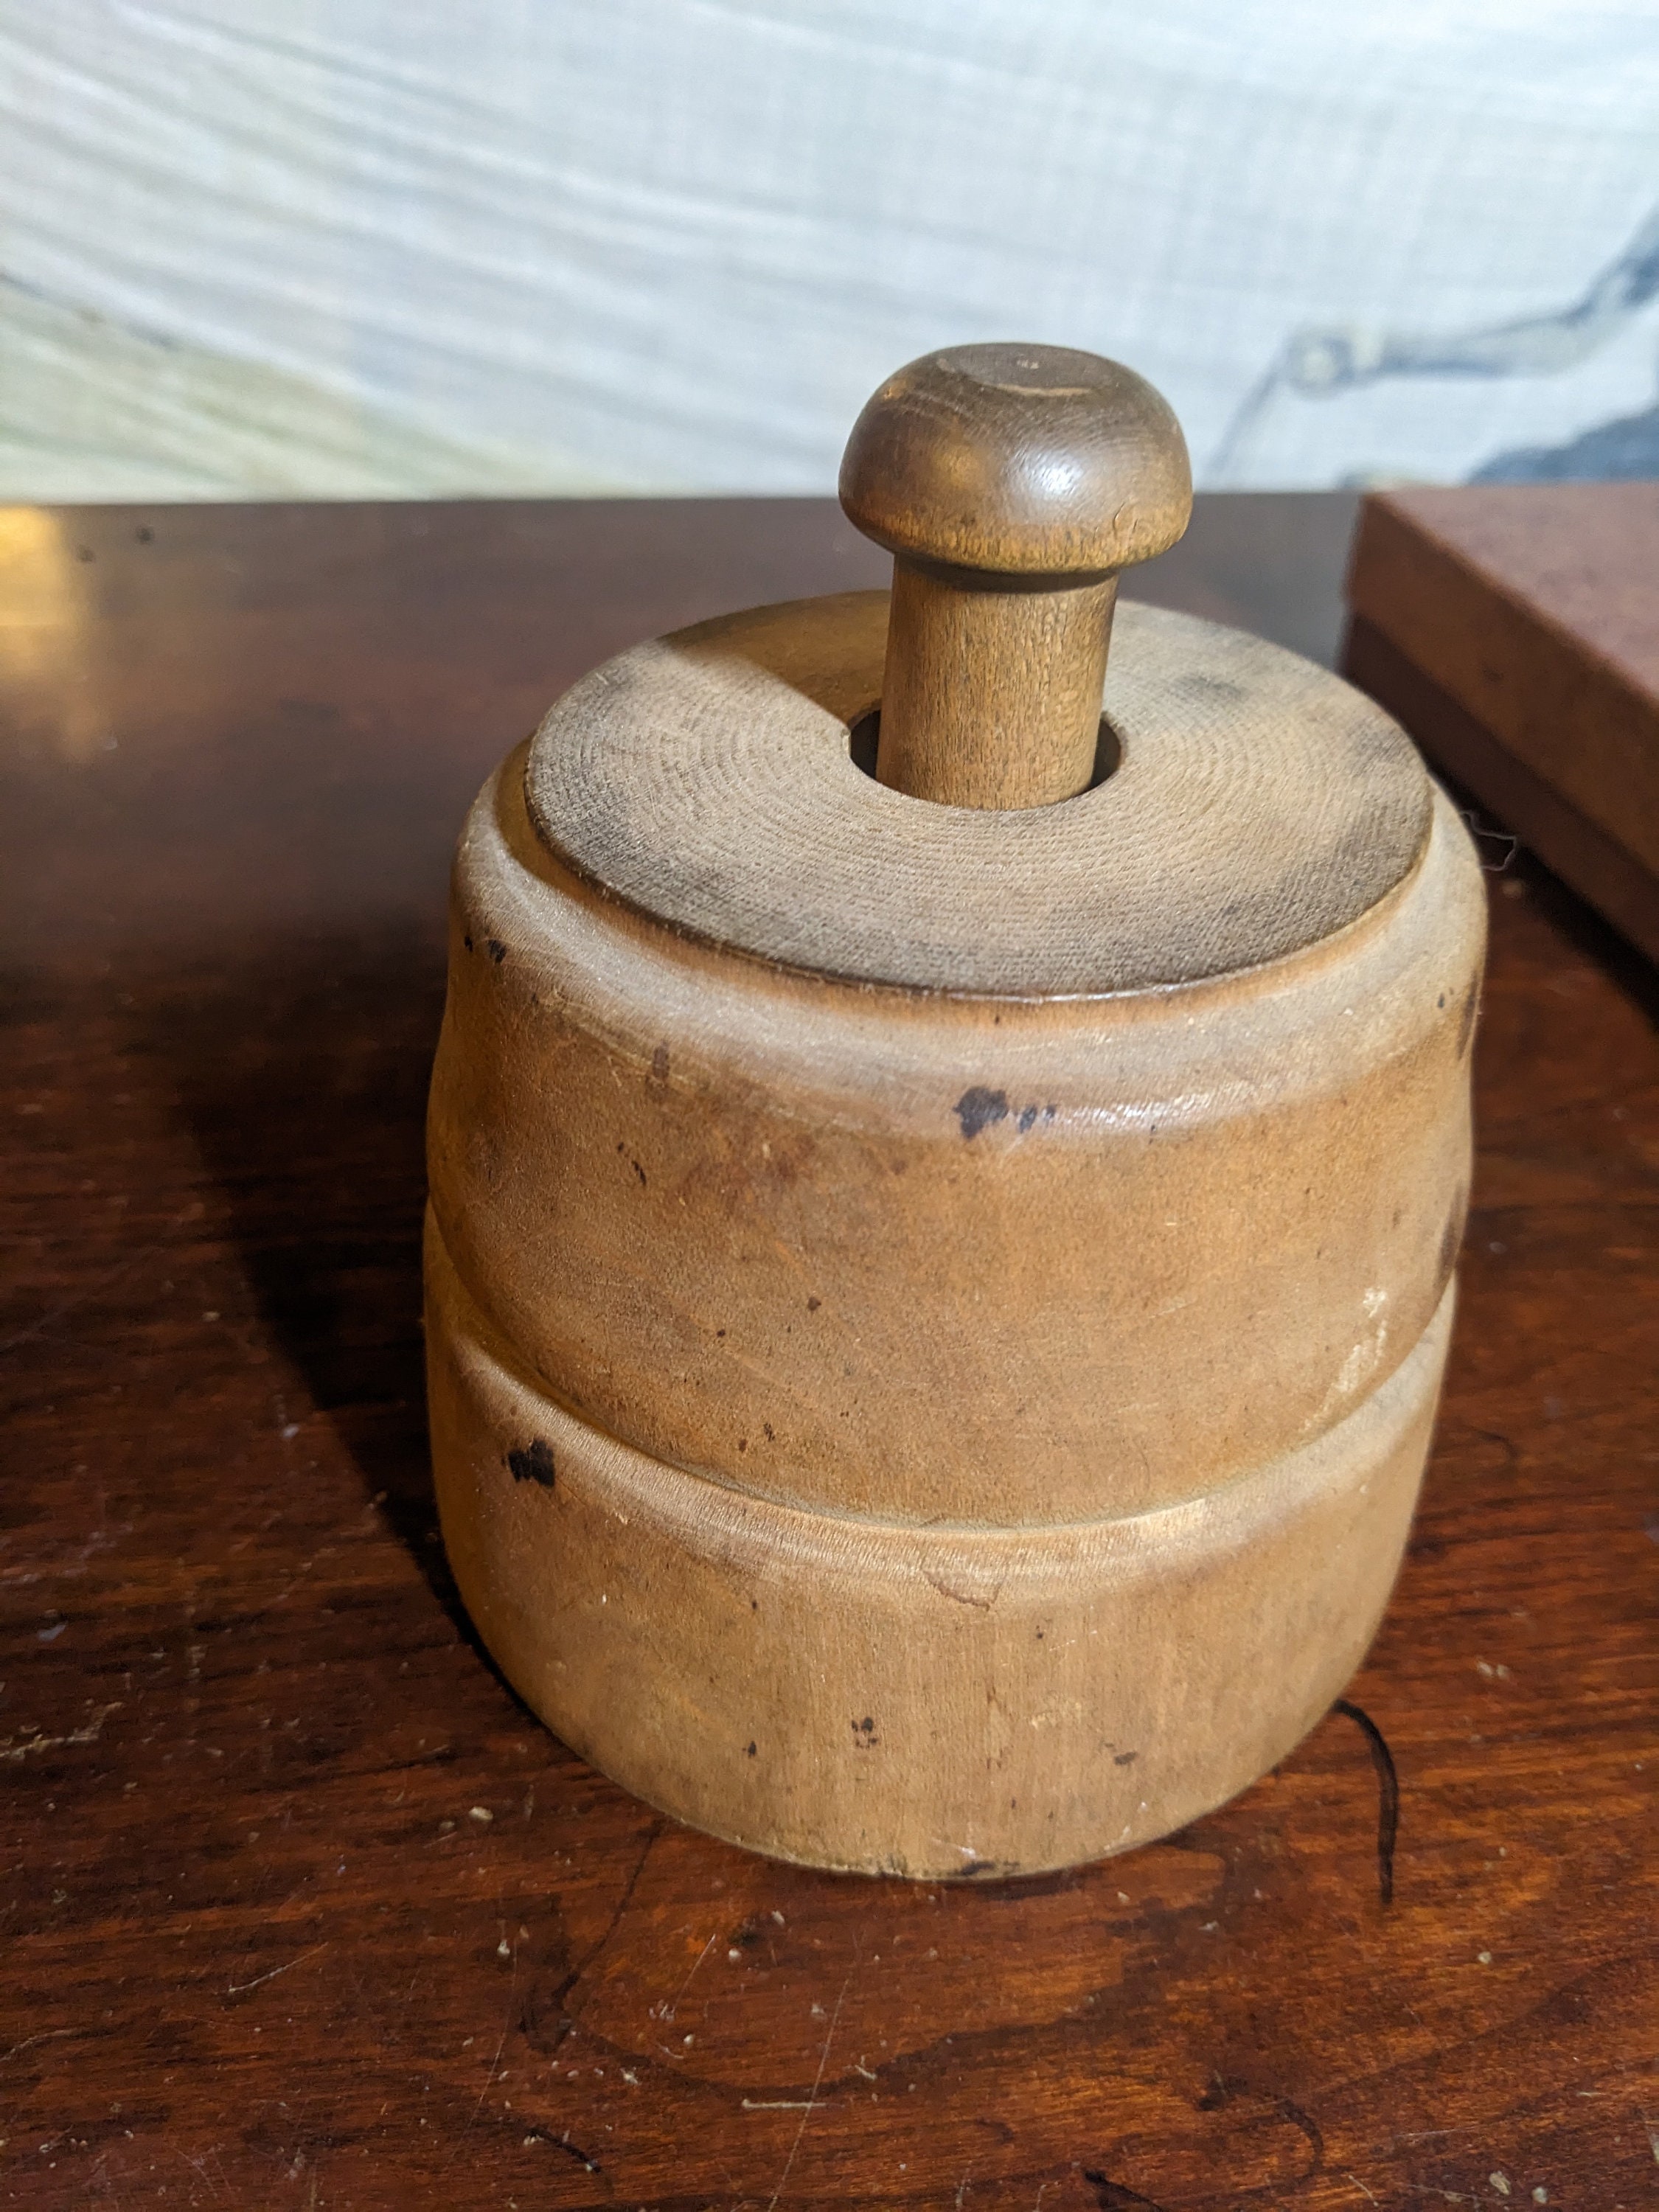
[
  {"x1": 1345, "y1": 495, "x2": 1659, "y2": 877},
  {"x1": 1343, "y1": 613, "x2": 1659, "y2": 967}
]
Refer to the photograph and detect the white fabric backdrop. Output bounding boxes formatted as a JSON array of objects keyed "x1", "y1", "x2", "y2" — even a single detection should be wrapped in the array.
[{"x1": 1, "y1": 0, "x2": 1655, "y2": 500}]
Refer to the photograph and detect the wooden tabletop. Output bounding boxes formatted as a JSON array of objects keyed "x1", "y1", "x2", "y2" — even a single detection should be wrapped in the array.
[{"x1": 1, "y1": 493, "x2": 1653, "y2": 2211}]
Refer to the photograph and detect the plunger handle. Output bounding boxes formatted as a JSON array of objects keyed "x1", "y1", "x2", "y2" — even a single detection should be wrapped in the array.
[{"x1": 839, "y1": 344, "x2": 1192, "y2": 810}]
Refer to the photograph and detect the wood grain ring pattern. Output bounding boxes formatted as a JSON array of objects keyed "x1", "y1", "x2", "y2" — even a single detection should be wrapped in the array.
[{"x1": 524, "y1": 594, "x2": 1432, "y2": 998}]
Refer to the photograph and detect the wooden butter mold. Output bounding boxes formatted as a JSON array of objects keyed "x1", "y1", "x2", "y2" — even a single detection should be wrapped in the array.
[{"x1": 425, "y1": 344, "x2": 1485, "y2": 1878}]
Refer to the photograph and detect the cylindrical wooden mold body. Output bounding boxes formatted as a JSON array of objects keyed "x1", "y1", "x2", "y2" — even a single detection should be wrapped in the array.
[
  {"x1": 428, "y1": 1217, "x2": 1450, "y2": 1877},
  {"x1": 425, "y1": 591, "x2": 1485, "y2": 1878}
]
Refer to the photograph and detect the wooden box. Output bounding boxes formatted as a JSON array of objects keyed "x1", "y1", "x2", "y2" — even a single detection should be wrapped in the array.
[{"x1": 1343, "y1": 482, "x2": 1659, "y2": 963}]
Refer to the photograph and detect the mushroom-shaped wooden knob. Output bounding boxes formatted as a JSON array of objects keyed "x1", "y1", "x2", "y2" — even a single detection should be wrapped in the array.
[{"x1": 840, "y1": 343, "x2": 1192, "y2": 808}]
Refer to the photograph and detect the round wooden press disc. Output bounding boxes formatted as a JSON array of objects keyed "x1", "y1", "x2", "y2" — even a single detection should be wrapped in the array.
[{"x1": 525, "y1": 593, "x2": 1433, "y2": 997}]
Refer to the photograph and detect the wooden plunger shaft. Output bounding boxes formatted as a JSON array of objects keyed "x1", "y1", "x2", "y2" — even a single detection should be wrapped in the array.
[
  {"x1": 877, "y1": 566, "x2": 1118, "y2": 810},
  {"x1": 838, "y1": 342, "x2": 1193, "y2": 811}
]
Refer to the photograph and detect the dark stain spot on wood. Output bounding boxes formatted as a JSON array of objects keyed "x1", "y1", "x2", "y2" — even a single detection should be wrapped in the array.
[
  {"x1": 806, "y1": 1295, "x2": 821, "y2": 1312},
  {"x1": 135, "y1": 524, "x2": 153, "y2": 543},
  {"x1": 1275, "y1": 2094, "x2": 1325, "y2": 2171},
  {"x1": 487, "y1": 939, "x2": 507, "y2": 964},
  {"x1": 737, "y1": 1437, "x2": 747, "y2": 1453},
  {"x1": 1113, "y1": 1750, "x2": 1138, "y2": 1766},
  {"x1": 1082, "y1": 2171, "x2": 1168, "y2": 2212},
  {"x1": 521, "y1": 1823, "x2": 661, "y2": 2059},
  {"x1": 745, "y1": 1742, "x2": 757, "y2": 1758},
  {"x1": 925, "y1": 1570, "x2": 996, "y2": 1610},
  {"x1": 650, "y1": 1042, "x2": 669, "y2": 1082},
  {"x1": 716, "y1": 1326, "x2": 726, "y2": 1338},
  {"x1": 762, "y1": 1422, "x2": 774, "y2": 1441},
  {"x1": 852, "y1": 1717, "x2": 877, "y2": 1747},
  {"x1": 955, "y1": 1086, "x2": 1009, "y2": 1139},
  {"x1": 546, "y1": 2136, "x2": 604, "y2": 2175},
  {"x1": 463, "y1": 933, "x2": 473, "y2": 953},
  {"x1": 1437, "y1": 992, "x2": 1446, "y2": 1008},
  {"x1": 631, "y1": 1158, "x2": 647, "y2": 1186},
  {"x1": 507, "y1": 1439, "x2": 556, "y2": 1490},
  {"x1": 1194, "y1": 2079, "x2": 1324, "y2": 2176},
  {"x1": 1175, "y1": 671, "x2": 1246, "y2": 705},
  {"x1": 1018, "y1": 1104, "x2": 1039, "y2": 1133},
  {"x1": 1335, "y1": 1697, "x2": 1399, "y2": 1907}
]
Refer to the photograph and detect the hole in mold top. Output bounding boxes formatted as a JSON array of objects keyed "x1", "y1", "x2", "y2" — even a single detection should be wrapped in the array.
[{"x1": 845, "y1": 708, "x2": 1122, "y2": 801}]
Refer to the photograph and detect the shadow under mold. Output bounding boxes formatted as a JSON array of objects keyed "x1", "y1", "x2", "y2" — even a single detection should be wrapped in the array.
[
  {"x1": 142, "y1": 912, "x2": 1412, "y2": 1916},
  {"x1": 142, "y1": 919, "x2": 486, "y2": 1648}
]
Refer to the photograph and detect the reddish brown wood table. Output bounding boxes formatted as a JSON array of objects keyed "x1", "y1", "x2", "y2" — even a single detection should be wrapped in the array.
[{"x1": 2, "y1": 495, "x2": 1654, "y2": 2211}]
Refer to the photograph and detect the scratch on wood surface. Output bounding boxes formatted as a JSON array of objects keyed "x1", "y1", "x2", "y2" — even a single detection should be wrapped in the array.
[
  {"x1": 170, "y1": 2140, "x2": 234, "y2": 2202},
  {"x1": 0, "y1": 1700, "x2": 121, "y2": 1761},
  {"x1": 536, "y1": 1820, "x2": 661, "y2": 2059},
  {"x1": 765, "y1": 1960, "x2": 854, "y2": 2212},
  {"x1": 226, "y1": 1944, "x2": 329, "y2": 1997},
  {"x1": 0, "y1": 2028, "x2": 72, "y2": 2066},
  {"x1": 664, "y1": 1927, "x2": 719, "y2": 2021},
  {"x1": 0, "y1": 1234, "x2": 175, "y2": 1357},
  {"x1": 445, "y1": 1937, "x2": 518, "y2": 2165},
  {"x1": 262, "y1": 1541, "x2": 339, "y2": 1614},
  {"x1": 87, "y1": 2144, "x2": 129, "y2": 2210}
]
